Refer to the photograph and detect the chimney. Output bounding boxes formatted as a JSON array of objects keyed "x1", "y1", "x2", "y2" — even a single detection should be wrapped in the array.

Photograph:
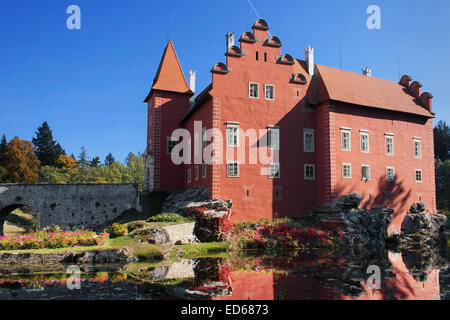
[
  {"x1": 226, "y1": 32, "x2": 235, "y2": 50},
  {"x1": 409, "y1": 81, "x2": 422, "y2": 98},
  {"x1": 420, "y1": 92, "x2": 433, "y2": 112},
  {"x1": 399, "y1": 75, "x2": 412, "y2": 87},
  {"x1": 304, "y1": 45, "x2": 314, "y2": 76},
  {"x1": 362, "y1": 67, "x2": 372, "y2": 77},
  {"x1": 189, "y1": 70, "x2": 196, "y2": 94},
  {"x1": 189, "y1": 70, "x2": 196, "y2": 107}
]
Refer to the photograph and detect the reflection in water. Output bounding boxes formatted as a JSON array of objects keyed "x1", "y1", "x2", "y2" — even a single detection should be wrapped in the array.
[{"x1": 0, "y1": 249, "x2": 447, "y2": 300}]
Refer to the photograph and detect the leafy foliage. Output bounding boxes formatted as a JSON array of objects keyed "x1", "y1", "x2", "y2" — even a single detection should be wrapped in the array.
[
  {"x1": 434, "y1": 120, "x2": 450, "y2": 161},
  {"x1": 3, "y1": 138, "x2": 40, "y2": 183},
  {"x1": 436, "y1": 160, "x2": 450, "y2": 211},
  {"x1": 147, "y1": 213, "x2": 190, "y2": 223},
  {"x1": 107, "y1": 223, "x2": 129, "y2": 238}
]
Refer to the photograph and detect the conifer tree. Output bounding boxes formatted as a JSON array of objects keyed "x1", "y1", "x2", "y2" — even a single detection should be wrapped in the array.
[
  {"x1": 32, "y1": 122, "x2": 65, "y2": 166},
  {"x1": 0, "y1": 134, "x2": 7, "y2": 165},
  {"x1": 104, "y1": 153, "x2": 115, "y2": 166}
]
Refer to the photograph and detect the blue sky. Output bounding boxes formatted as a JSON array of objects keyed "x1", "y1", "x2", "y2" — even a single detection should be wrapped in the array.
[{"x1": 0, "y1": 0, "x2": 449, "y2": 163}]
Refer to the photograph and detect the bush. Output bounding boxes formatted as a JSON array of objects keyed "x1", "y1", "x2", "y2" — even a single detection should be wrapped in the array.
[
  {"x1": 147, "y1": 213, "x2": 189, "y2": 223},
  {"x1": 108, "y1": 223, "x2": 128, "y2": 237},
  {"x1": 126, "y1": 221, "x2": 149, "y2": 232}
]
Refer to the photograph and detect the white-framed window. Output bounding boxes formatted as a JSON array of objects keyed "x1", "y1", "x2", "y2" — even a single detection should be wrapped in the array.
[
  {"x1": 342, "y1": 163, "x2": 352, "y2": 179},
  {"x1": 385, "y1": 134, "x2": 394, "y2": 155},
  {"x1": 195, "y1": 165, "x2": 199, "y2": 181},
  {"x1": 227, "y1": 161, "x2": 239, "y2": 177},
  {"x1": 187, "y1": 168, "x2": 191, "y2": 184},
  {"x1": 341, "y1": 128, "x2": 351, "y2": 151},
  {"x1": 167, "y1": 136, "x2": 179, "y2": 155},
  {"x1": 268, "y1": 126, "x2": 280, "y2": 150},
  {"x1": 387, "y1": 167, "x2": 395, "y2": 181},
  {"x1": 414, "y1": 138, "x2": 421, "y2": 158},
  {"x1": 303, "y1": 129, "x2": 315, "y2": 152},
  {"x1": 249, "y1": 82, "x2": 259, "y2": 98},
  {"x1": 360, "y1": 131, "x2": 369, "y2": 153},
  {"x1": 264, "y1": 84, "x2": 275, "y2": 100},
  {"x1": 268, "y1": 163, "x2": 280, "y2": 179},
  {"x1": 202, "y1": 163, "x2": 207, "y2": 179},
  {"x1": 361, "y1": 165, "x2": 370, "y2": 180},
  {"x1": 226, "y1": 123, "x2": 239, "y2": 147},
  {"x1": 304, "y1": 164, "x2": 315, "y2": 180},
  {"x1": 415, "y1": 169, "x2": 423, "y2": 182}
]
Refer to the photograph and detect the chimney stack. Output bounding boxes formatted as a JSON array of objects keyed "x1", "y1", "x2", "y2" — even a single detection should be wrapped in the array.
[
  {"x1": 226, "y1": 32, "x2": 235, "y2": 50},
  {"x1": 362, "y1": 67, "x2": 372, "y2": 77},
  {"x1": 189, "y1": 70, "x2": 196, "y2": 94},
  {"x1": 304, "y1": 45, "x2": 314, "y2": 76}
]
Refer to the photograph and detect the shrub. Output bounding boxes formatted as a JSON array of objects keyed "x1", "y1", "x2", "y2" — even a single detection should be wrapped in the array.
[
  {"x1": 108, "y1": 223, "x2": 128, "y2": 237},
  {"x1": 147, "y1": 213, "x2": 189, "y2": 223},
  {"x1": 126, "y1": 221, "x2": 149, "y2": 232}
]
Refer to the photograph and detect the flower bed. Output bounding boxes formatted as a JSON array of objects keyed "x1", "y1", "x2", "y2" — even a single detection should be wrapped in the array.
[
  {"x1": 0, "y1": 229, "x2": 109, "y2": 250},
  {"x1": 233, "y1": 219, "x2": 345, "y2": 251}
]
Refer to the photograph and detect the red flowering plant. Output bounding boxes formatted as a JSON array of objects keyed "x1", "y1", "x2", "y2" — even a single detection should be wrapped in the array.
[{"x1": 0, "y1": 229, "x2": 109, "y2": 250}]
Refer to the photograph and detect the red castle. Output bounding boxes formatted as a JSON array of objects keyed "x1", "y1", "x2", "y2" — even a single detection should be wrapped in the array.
[{"x1": 143, "y1": 19, "x2": 436, "y2": 233}]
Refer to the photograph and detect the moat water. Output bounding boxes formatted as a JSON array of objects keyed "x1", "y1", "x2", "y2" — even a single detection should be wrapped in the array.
[{"x1": 0, "y1": 248, "x2": 448, "y2": 300}]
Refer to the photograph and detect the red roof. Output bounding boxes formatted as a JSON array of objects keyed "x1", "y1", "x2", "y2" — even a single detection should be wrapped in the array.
[
  {"x1": 144, "y1": 40, "x2": 193, "y2": 102},
  {"x1": 316, "y1": 64, "x2": 433, "y2": 118}
]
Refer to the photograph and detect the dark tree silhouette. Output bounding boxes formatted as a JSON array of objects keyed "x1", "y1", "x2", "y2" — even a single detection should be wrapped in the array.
[{"x1": 32, "y1": 122, "x2": 65, "y2": 166}]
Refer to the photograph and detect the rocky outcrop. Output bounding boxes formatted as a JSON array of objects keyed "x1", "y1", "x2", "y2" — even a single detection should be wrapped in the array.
[
  {"x1": 313, "y1": 193, "x2": 393, "y2": 254},
  {"x1": 162, "y1": 188, "x2": 233, "y2": 242},
  {"x1": 162, "y1": 187, "x2": 211, "y2": 215},
  {"x1": 399, "y1": 203, "x2": 447, "y2": 251},
  {"x1": 129, "y1": 227, "x2": 170, "y2": 244},
  {"x1": 0, "y1": 249, "x2": 136, "y2": 265}
]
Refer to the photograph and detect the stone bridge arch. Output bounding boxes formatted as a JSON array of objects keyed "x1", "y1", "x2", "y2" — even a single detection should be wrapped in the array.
[{"x1": 0, "y1": 184, "x2": 141, "y2": 235}]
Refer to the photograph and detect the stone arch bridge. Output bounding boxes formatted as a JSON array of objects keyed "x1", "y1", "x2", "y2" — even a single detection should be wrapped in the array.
[{"x1": 0, "y1": 184, "x2": 141, "y2": 236}]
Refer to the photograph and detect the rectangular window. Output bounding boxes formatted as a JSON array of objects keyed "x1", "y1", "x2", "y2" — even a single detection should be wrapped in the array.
[
  {"x1": 187, "y1": 168, "x2": 191, "y2": 184},
  {"x1": 195, "y1": 165, "x2": 199, "y2": 181},
  {"x1": 360, "y1": 132, "x2": 369, "y2": 153},
  {"x1": 415, "y1": 169, "x2": 422, "y2": 182},
  {"x1": 341, "y1": 129, "x2": 351, "y2": 151},
  {"x1": 202, "y1": 127, "x2": 207, "y2": 150},
  {"x1": 226, "y1": 123, "x2": 239, "y2": 147},
  {"x1": 167, "y1": 136, "x2": 179, "y2": 155},
  {"x1": 249, "y1": 82, "x2": 259, "y2": 98},
  {"x1": 385, "y1": 134, "x2": 394, "y2": 155},
  {"x1": 304, "y1": 164, "x2": 315, "y2": 180},
  {"x1": 264, "y1": 84, "x2": 275, "y2": 100},
  {"x1": 342, "y1": 163, "x2": 352, "y2": 179},
  {"x1": 303, "y1": 129, "x2": 315, "y2": 152},
  {"x1": 268, "y1": 126, "x2": 280, "y2": 150},
  {"x1": 227, "y1": 161, "x2": 239, "y2": 177},
  {"x1": 414, "y1": 138, "x2": 421, "y2": 158},
  {"x1": 202, "y1": 163, "x2": 207, "y2": 179},
  {"x1": 268, "y1": 163, "x2": 280, "y2": 179},
  {"x1": 387, "y1": 167, "x2": 395, "y2": 181},
  {"x1": 361, "y1": 165, "x2": 370, "y2": 180}
]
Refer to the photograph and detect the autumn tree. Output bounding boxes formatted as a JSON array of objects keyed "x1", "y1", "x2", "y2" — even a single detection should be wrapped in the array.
[
  {"x1": 3, "y1": 138, "x2": 40, "y2": 183},
  {"x1": 32, "y1": 122, "x2": 65, "y2": 166}
]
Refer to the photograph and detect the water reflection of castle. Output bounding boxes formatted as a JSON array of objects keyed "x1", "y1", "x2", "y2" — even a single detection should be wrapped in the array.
[{"x1": 211, "y1": 252, "x2": 442, "y2": 300}]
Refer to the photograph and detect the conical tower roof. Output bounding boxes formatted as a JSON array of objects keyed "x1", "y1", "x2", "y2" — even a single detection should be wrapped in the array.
[{"x1": 144, "y1": 40, "x2": 193, "y2": 102}]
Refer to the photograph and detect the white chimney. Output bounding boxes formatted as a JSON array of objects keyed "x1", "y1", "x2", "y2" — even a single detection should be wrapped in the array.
[
  {"x1": 305, "y1": 45, "x2": 314, "y2": 76},
  {"x1": 189, "y1": 70, "x2": 196, "y2": 93},
  {"x1": 226, "y1": 32, "x2": 235, "y2": 50},
  {"x1": 362, "y1": 67, "x2": 372, "y2": 77}
]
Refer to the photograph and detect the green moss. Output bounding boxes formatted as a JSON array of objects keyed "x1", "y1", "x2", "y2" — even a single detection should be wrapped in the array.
[{"x1": 178, "y1": 242, "x2": 231, "y2": 259}]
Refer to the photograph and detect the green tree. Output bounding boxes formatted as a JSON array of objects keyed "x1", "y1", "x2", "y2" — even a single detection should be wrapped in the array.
[
  {"x1": 3, "y1": 138, "x2": 40, "y2": 183},
  {"x1": 32, "y1": 122, "x2": 65, "y2": 166},
  {"x1": 436, "y1": 160, "x2": 450, "y2": 212},
  {"x1": 0, "y1": 134, "x2": 7, "y2": 166},
  {"x1": 90, "y1": 156, "x2": 101, "y2": 168},
  {"x1": 105, "y1": 153, "x2": 115, "y2": 166},
  {"x1": 125, "y1": 152, "x2": 145, "y2": 190},
  {"x1": 434, "y1": 120, "x2": 450, "y2": 161},
  {"x1": 78, "y1": 146, "x2": 89, "y2": 167}
]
